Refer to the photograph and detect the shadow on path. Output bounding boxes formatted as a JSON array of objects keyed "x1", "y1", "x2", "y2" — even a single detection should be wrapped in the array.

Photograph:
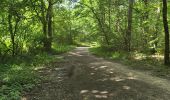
[{"x1": 23, "y1": 47, "x2": 170, "y2": 100}]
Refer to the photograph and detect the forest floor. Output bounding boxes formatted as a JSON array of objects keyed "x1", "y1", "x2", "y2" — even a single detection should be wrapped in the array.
[{"x1": 22, "y1": 47, "x2": 170, "y2": 100}]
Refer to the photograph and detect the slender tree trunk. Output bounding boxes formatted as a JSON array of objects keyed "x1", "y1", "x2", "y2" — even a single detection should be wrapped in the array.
[
  {"x1": 108, "y1": 0, "x2": 111, "y2": 30},
  {"x1": 126, "y1": 0, "x2": 134, "y2": 52},
  {"x1": 47, "y1": 0, "x2": 52, "y2": 51},
  {"x1": 142, "y1": 0, "x2": 149, "y2": 50},
  {"x1": 42, "y1": 20, "x2": 48, "y2": 49},
  {"x1": 83, "y1": 0, "x2": 110, "y2": 45},
  {"x1": 153, "y1": 6, "x2": 161, "y2": 53},
  {"x1": 8, "y1": 13, "x2": 15, "y2": 56},
  {"x1": 39, "y1": 0, "x2": 49, "y2": 51},
  {"x1": 93, "y1": 0, "x2": 110, "y2": 45},
  {"x1": 69, "y1": 1, "x2": 73, "y2": 44},
  {"x1": 162, "y1": 0, "x2": 169, "y2": 65},
  {"x1": 91, "y1": 7, "x2": 110, "y2": 45},
  {"x1": 108, "y1": 0, "x2": 113, "y2": 40},
  {"x1": 69, "y1": 25, "x2": 72, "y2": 44}
]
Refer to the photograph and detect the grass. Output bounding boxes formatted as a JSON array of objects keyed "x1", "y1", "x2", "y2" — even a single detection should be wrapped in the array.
[
  {"x1": 0, "y1": 45, "x2": 75, "y2": 100},
  {"x1": 74, "y1": 41, "x2": 99, "y2": 47},
  {"x1": 74, "y1": 42, "x2": 91, "y2": 47},
  {"x1": 52, "y1": 44, "x2": 75, "y2": 54},
  {"x1": 89, "y1": 46, "x2": 170, "y2": 79}
]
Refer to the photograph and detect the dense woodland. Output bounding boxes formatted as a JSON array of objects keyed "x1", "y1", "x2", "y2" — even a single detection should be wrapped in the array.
[
  {"x1": 0, "y1": 0, "x2": 170, "y2": 99},
  {"x1": 0, "y1": 0, "x2": 170, "y2": 64}
]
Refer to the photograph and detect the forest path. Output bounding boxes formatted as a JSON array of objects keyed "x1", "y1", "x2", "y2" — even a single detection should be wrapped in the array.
[{"x1": 23, "y1": 47, "x2": 170, "y2": 100}]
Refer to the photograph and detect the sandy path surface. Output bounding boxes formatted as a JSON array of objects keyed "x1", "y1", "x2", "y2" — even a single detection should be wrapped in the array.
[{"x1": 23, "y1": 47, "x2": 170, "y2": 100}]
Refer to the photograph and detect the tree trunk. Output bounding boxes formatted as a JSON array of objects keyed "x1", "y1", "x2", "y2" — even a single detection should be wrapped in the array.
[
  {"x1": 153, "y1": 6, "x2": 161, "y2": 54},
  {"x1": 46, "y1": 0, "x2": 53, "y2": 51},
  {"x1": 91, "y1": 8, "x2": 110, "y2": 45},
  {"x1": 8, "y1": 13, "x2": 15, "y2": 57},
  {"x1": 69, "y1": 1, "x2": 73, "y2": 44},
  {"x1": 42, "y1": 20, "x2": 48, "y2": 49},
  {"x1": 108, "y1": 0, "x2": 111, "y2": 30},
  {"x1": 162, "y1": 0, "x2": 169, "y2": 65},
  {"x1": 125, "y1": 0, "x2": 134, "y2": 52},
  {"x1": 142, "y1": 0, "x2": 149, "y2": 50}
]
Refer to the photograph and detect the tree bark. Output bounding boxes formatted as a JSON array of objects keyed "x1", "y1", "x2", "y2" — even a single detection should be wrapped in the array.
[
  {"x1": 162, "y1": 0, "x2": 169, "y2": 65},
  {"x1": 125, "y1": 0, "x2": 134, "y2": 52},
  {"x1": 142, "y1": 0, "x2": 149, "y2": 50},
  {"x1": 8, "y1": 13, "x2": 15, "y2": 56},
  {"x1": 46, "y1": 0, "x2": 53, "y2": 51},
  {"x1": 69, "y1": 1, "x2": 73, "y2": 44}
]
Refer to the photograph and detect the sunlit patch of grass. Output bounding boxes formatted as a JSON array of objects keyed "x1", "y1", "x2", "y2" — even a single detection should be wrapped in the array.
[
  {"x1": 75, "y1": 42, "x2": 91, "y2": 47},
  {"x1": 52, "y1": 44, "x2": 75, "y2": 54}
]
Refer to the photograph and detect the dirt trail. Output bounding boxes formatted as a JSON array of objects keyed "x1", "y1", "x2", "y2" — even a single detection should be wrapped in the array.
[{"x1": 23, "y1": 47, "x2": 170, "y2": 100}]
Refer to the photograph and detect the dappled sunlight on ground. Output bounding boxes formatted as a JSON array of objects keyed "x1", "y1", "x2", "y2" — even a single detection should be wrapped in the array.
[
  {"x1": 23, "y1": 47, "x2": 170, "y2": 100},
  {"x1": 21, "y1": 97, "x2": 27, "y2": 100},
  {"x1": 99, "y1": 66, "x2": 108, "y2": 69},
  {"x1": 80, "y1": 90, "x2": 112, "y2": 99},
  {"x1": 69, "y1": 52, "x2": 83, "y2": 56}
]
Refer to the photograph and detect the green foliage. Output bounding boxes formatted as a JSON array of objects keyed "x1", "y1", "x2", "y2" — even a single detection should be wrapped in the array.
[
  {"x1": 0, "y1": 45, "x2": 74, "y2": 99},
  {"x1": 52, "y1": 44, "x2": 75, "y2": 54},
  {"x1": 90, "y1": 46, "x2": 170, "y2": 79},
  {"x1": 0, "y1": 56, "x2": 43, "y2": 99},
  {"x1": 89, "y1": 46, "x2": 128, "y2": 60}
]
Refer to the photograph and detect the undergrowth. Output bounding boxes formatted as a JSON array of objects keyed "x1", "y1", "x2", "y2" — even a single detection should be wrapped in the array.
[
  {"x1": 89, "y1": 46, "x2": 170, "y2": 79},
  {"x1": 0, "y1": 45, "x2": 75, "y2": 100}
]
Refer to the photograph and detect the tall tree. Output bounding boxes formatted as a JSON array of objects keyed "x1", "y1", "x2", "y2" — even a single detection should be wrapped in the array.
[
  {"x1": 162, "y1": 0, "x2": 169, "y2": 65},
  {"x1": 125, "y1": 0, "x2": 134, "y2": 51},
  {"x1": 46, "y1": 0, "x2": 53, "y2": 51},
  {"x1": 30, "y1": 0, "x2": 57, "y2": 51},
  {"x1": 142, "y1": 0, "x2": 149, "y2": 50},
  {"x1": 7, "y1": 1, "x2": 22, "y2": 56}
]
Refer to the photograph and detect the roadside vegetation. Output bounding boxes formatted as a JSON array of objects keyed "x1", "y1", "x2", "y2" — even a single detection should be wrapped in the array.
[
  {"x1": 90, "y1": 46, "x2": 170, "y2": 79},
  {"x1": 0, "y1": 45, "x2": 75, "y2": 100}
]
